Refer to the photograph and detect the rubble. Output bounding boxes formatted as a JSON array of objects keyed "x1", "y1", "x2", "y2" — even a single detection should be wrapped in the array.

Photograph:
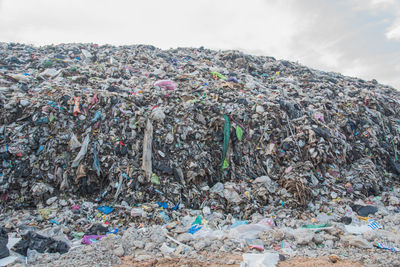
[{"x1": 0, "y1": 42, "x2": 399, "y2": 266}]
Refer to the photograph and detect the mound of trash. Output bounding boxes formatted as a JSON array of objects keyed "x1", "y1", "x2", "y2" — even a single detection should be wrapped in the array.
[{"x1": 0, "y1": 42, "x2": 399, "y2": 216}]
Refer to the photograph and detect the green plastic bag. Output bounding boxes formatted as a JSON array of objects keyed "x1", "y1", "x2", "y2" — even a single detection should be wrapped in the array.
[
  {"x1": 301, "y1": 223, "x2": 331, "y2": 229},
  {"x1": 150, "y1": 173, "x2": 160, "y2": 185},
  {"x1": 211, "y1": 71, "x2": 227, "y2": 80},
  {"x1": 222, "y1": 158, "x2": 229, "y2": 170},
  {"x1": 236, "y1": 126, "x2": 243, "y2": 141},
  {"x1": 221, "y1": 115, "x2": 230, "y2": 170},
  {"x1": 192, "y1": 215, "x2": 202, "y2": 225}
]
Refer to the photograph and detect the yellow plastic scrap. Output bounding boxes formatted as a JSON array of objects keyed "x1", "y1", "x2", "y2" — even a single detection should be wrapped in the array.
[
  {"x1": 142, "y1": 205, "x2": 151, "y2": 211},
  {"x1": 358, "y1": 216, "x2": 369, "y2": 221},
  {"x1": 151, "y1": 173, "x2": 160, "y2": 185},
  {"x1": 38, "y1": 208, "x2": 56, "y2": 220}
]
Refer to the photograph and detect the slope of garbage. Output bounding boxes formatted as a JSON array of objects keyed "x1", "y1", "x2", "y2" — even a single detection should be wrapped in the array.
[{"x1": 0, "y1": 42, "x2": 399, "y2": 266}]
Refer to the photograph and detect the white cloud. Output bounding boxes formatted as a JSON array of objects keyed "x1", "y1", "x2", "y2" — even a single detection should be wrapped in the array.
[
  {"x1": 365, "y1": 0, "x2": 400, "y2": 42},
  {"x1": 349, "y1": 0, "x2": 397, "y2": 10},
  {"x1": 386, "y1": 19, "x2": 400, "y2": 40},
  {"x1": 349, "y1": 0, "x2": 400, "y2": 43}
]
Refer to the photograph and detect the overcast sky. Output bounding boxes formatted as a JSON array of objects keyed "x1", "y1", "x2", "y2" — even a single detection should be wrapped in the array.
[{"x1": 0, "y1": 0, "x2": 399, "y2": 89}]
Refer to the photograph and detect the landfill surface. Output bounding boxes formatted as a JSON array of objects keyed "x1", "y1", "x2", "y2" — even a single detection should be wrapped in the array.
[{"x1": 0, "y1": 42, "x2": 399, "y2": 266}]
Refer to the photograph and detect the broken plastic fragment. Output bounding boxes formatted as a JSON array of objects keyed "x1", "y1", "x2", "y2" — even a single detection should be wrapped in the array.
[
  {"x1": 236, "y1": 126, "x2": 243, "y2": 141},
  {"x1": 97, "y1": 206, "x2": 113, "y2": 214},
  {"x1": 154, "y1": 80, "x2": 177, "y2": 90}
]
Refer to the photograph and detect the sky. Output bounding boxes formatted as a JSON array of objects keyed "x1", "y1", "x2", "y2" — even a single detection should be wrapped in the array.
[{"x1": 0, "y1": 0, "x2": 399, "y2": 89}]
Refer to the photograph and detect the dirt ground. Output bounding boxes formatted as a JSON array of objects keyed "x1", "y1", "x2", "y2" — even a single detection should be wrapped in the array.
[
  {"x1": 277, "y1": 256, "x2": 365, "y2": 267},
  {"x1": 117, "y1": 254, "x2": 366, "y2": 267},
  {"x1": 117, "y1": 253, "x2": 242, "y2": 267}
]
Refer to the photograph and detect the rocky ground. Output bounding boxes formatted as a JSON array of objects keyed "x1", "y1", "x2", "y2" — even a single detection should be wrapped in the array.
[{"x1": 1, "y1": 191, "x2": 399, "y2": 267}]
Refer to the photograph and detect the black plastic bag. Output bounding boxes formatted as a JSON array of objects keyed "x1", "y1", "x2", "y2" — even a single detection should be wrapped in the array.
[
  {"x1": 0, "y1": 227, "x2": 9, "y2": 259},
  {"x1": 14, "y1": 232, "x2": 69, "y2": 256},
  {"x1": 85, "y1": 224, "x2": 109, "y2": 235}
]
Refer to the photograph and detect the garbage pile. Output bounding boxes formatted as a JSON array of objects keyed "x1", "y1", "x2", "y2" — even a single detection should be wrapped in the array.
[{"x1": 1, "y1": 42, "x2": 400, "y2": 217}]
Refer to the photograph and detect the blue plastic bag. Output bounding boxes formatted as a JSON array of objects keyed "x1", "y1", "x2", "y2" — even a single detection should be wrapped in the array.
[{"x1": 97, "y1": 206, "x2": 113, "y2": 214}]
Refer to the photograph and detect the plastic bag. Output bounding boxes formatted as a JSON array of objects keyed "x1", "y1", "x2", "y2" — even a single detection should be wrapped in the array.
[
  {"x1": 71, "y1": 134, "x2": 90, "y2": 167},
  {"x1": 230, "y1": 223, "x2": 272, "y2": 240},
  {"x1": 154, "y1": 80, "x2": 177, "y2": 90},
  {"x1": 242, "y1": 252, "x2": 279, "y2": 267},
  {"x1": 0, "y1": 228, "x2": 9, "y2": 259}
]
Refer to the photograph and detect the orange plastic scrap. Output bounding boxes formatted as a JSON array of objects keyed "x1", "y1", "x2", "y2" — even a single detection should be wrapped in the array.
[
  {"x1": 91, "y1": 94, "x2": 98, "y2": 105},
  {"x1": 358, "y1": 216, "x2": 369, "y2": 221},
  {"x1": 73, "y1": 97, "x2": 81, "y2": 116}
]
